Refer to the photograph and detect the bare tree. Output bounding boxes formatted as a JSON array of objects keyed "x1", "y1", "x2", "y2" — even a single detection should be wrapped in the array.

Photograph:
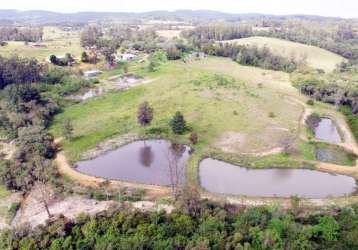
[
  {"x1": 99, "y1": 179, "x2": 111, "y2": 201},
  {"x1": 34, "y1": 156, "x2": 52, "y2": 218},
  {"x1": 164, "y1": 143, "x2": 185, "y2": 200}
]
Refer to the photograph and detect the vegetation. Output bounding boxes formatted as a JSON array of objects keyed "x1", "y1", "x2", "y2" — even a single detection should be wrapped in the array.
[
  {"x1": 137, "y1": 101, "x2": 154, "y2": 127},
  {"x1": 0, "y1": 26, "x2": 43, "y2": 42},
  {"x1": 3, "y1": 201, "x2": 358, "y2": 249},
  {"x1": 170, "y1": 111, "x2": 187, "y2": 135},
  {"x1": 0, "y1": 56, "x2": 42, "y2": 89}
]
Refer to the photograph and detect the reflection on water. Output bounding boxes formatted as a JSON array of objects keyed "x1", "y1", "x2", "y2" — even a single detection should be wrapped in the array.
[
  {"x1": 314, "y1": 118, "x2": 341, "y2": 144},
  {"x1": 76, "y1": 140, "x2": 190, "y2": 186},
  {"x1": 139, "y1": 145, "x2": 154, "y2": 167},
  {"x1": 199, "y1": 158, "x2": 356, "y2": 198}
]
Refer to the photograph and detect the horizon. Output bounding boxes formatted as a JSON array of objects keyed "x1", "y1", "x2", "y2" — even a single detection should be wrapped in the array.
[{"x1": 0, "y1": 0, "x2": 357, "y2": 19}]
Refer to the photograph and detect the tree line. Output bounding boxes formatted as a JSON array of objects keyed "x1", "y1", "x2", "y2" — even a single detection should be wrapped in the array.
[
  {"x1": 0, "y1": 26, "x2": 43, "y2": 42},
  {"x1": 2, "y1": 196, "x2": 358, "y2": 249}
]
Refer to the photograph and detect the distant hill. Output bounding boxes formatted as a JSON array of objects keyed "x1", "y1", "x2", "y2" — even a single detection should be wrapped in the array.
[{"x1": 0, "y1": 9, "x2": 345, "y2": 25}]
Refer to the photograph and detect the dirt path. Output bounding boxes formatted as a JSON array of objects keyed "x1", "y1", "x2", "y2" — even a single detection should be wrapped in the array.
[{"x1": 12, "y1": 184, "x2": 173, "y2": 228}]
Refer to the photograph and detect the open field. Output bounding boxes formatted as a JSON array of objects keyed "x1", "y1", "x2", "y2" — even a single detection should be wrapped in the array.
[
  {"x1": 0, "y1": 26, "x2": 82, "y2": 62},
  {"x1": 50, "y1": 57, "x2": 306, "y2": 162},
  {"x1": 222, "y1": 36, "x2": 345, "y2": 72}
]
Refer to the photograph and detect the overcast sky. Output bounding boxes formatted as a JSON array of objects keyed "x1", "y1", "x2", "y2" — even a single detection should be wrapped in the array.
[{"x1": 1, "y1": 0, "x2": 357, "y2": 18}]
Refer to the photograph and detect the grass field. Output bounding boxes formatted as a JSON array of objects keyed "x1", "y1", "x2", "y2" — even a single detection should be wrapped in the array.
[
  {"x1": 51, "y1": 57, "x2": 306, "y2": 162},
  {"x1": 222, "y1": 36, "x2": 345, "y2": 72},
  {"x1": 0, "y1": 26, "x2": 82, "y2": 62}
]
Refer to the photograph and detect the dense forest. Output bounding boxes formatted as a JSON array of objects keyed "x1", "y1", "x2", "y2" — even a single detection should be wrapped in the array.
[{"x1": 2, "y1": 199, "x2": 358, "y2": 250}]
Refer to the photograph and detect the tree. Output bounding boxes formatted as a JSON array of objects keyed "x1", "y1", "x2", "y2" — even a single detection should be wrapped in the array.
[
  {"x1": 170, "y1": 112, "x2": 186, "y2": 134},
  {"x1": 49, "y1": 55, "x2": 58, "y2": 65},
  {"x1": 165, "y1": 144, "x2": 185, "y2": 200},
  {"x1": 62, "y1": 118, "x2": 74, "y2": 140},
  {"x1": 81, "y1": 51, "x2": 89, "y2": 63},
  {"x1": 137, "y1": 102, "x2": 153, "y2": 127},
  {"x1": 80, "y1": 25, "x2": 103, "y2": 47}
]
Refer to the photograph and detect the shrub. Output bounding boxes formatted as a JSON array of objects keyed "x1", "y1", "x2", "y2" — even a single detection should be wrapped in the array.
[
  {"x1": 170, "y1": 112, "x2": 187, "y2": 134},
  {"x1": 138, "y1": 102, "x2": 154, "y2": 127},
  {"x1": 189, "y1": 132, "x2": 198, "y2": 145},
  {"x1": 306, "y1": 99, "x2": 315, "y2": 106}
]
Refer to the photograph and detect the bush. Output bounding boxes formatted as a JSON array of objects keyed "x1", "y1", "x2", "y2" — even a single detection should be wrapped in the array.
[
  {"x1": 306, "y1": 99, "x2": 315, "y2": 106},
  {"x1": 170, "y1": 112, "x2": 187, "y2": 135}
]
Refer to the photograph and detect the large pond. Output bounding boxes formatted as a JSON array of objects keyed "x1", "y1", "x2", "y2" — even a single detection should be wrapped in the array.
[
  {"x1": 199, "y1": 159, "x2": 356, "y2": 198},
  {"x1": 314, "y1": 118, "x2": 341, "y2": 144},
  {"x1": 76, "y1": 140, "x2": 190, "y2": 186}
]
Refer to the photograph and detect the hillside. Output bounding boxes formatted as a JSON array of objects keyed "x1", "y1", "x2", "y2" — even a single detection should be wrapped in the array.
[{"x1": 222, "y1": 36, "x2": 345, "y2": 72}]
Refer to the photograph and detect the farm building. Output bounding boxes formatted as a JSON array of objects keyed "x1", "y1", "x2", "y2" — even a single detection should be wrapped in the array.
[{"x1": 83, "y1": 70, "x2": 103, "y2": 78}]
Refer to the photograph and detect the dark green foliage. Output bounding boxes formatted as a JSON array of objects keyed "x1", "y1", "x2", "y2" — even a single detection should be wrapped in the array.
[
  {"x1": 0, "y1": 56, "x2": 42, "y2": 89},
  {"x1": 81, "y1": 51, "x2": 89, "y2": 63},
  {"x1": 203, "y1": 43, "x2": 299, "y2": 72},
  {"x1": 2, "y1": 202, "x2": 358, "y2": 250},
  {"x1": 170, "y1": 112, "x2": 187, "y2": 135}
]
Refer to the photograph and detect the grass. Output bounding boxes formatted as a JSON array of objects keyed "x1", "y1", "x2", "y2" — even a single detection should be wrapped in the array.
[
  {"x1": 0, "y1": 26, "x2": 82, "y2": 62},
  {"x1": 222, "y1": 36, "x2": 345, "y2": 72},
  {"x1": 50, "y1": 57, "x2": 304, "y2": 164}
]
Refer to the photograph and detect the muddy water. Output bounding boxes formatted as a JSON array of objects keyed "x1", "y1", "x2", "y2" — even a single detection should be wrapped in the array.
[
  {"x1": 199, "y1": 159, "x2": 356, "y2": 198},
  {"x1": 76, "y1": 140, "x2": 190, "y2": 186},
  {"x1": 110, "y1": 75, "x2": 143, "y2": 90},
  {"x1": 315, "y1": 146, "x2": 355, "y2": 165},
  {"x1": 314, "y1": 118, "x2": 341, "y2": 144},
  {"x1": 69, "y1": 87, "x2": 104, "y2": 101}
]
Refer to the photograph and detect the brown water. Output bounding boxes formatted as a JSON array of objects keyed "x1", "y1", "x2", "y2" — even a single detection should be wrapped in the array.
[
  {"x1": 314, "y1": 118, "x2": 341, "y2": 144},
  {"x1": 199, "y1": 159, "x2": 356, "y2": 198},
  {"x1": 76, "y1": 140, "x2": 190, "y2": 186},
  {"x1": 69, "y1": 87, "x2": 104, "y2": 101}
]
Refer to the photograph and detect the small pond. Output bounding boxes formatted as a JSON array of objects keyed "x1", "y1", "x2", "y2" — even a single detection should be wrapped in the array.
[
  {"x1": 110, "y1": 75, "x2": 144, "y2": 90},
  {"x1": 76, "y1": 140, "x2": 190, "y2": 186},
  {"x1": 314, "y1": 118, "x2": 341, "y2": 144},
  {"x1": 199, "y1": 159, "x2": 356, "y2": 198},
  {"x1": 68, "y1": 87, "x2": 104, "y2": 101},
  {"x1": 315, "y1": 146, "x2": 356, "y2": 166}
]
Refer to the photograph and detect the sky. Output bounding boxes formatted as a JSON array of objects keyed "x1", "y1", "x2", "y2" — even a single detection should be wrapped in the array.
[{"x1": 0, "y1": 0, "x2": 357, "y2": 18}]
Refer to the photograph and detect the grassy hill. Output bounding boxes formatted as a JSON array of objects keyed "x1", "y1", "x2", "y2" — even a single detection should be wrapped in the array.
[
  {"x1": 0, "y1": 27, "x2": 81, "y2": 61},
  {"x1": 51, "y1": 57, "x2": 304, "y2": 162},
  {"x1": 222, "y1": 36, "x2": 345, "y2": 72}
]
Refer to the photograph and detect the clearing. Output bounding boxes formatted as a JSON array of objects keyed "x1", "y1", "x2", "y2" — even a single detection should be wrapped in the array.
[{"x1": 221, "y1": 36, "x2": 345, "y2": 72}]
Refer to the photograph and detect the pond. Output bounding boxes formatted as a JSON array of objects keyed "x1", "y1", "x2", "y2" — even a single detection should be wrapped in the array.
[
  {"x1": 68, "y1": 87, "x2": 104, "y2": 101},
  {"x1": 315, "y1": 146, "x2": 356, "y2": 166},
  {"x1": 199, "y1": 159, "x2": 356, "y2": 198},
  {"x1": 110, "y1": 75, "x2": 144, "y2": 90},
  {"x1": 75, "y1": 140, "x2": 190, "y2": 186},
  {"x1": 314, "y1": 118, "x2": 341, "y2": 144}
]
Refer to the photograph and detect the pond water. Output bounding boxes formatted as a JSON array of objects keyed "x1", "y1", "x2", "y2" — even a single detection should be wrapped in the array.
[
  {"x1": 76, "y1": 140, "x2": 190, "y2": 186},
  {"x1": 110, "y1": 75, "x2": 144, "y2": 90},
  {"x1": 199, "y1": 159, "x2": 356, "y2": 198},
  {"x1": 314, "y1": 118, "x2": 341, "y2": 144},
  {"x1": 68, "y1": 87, "x2": 104, "y2": 101},
  {"x1": 315, "y1": 146, "x2": 355, "y2": 166}
]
